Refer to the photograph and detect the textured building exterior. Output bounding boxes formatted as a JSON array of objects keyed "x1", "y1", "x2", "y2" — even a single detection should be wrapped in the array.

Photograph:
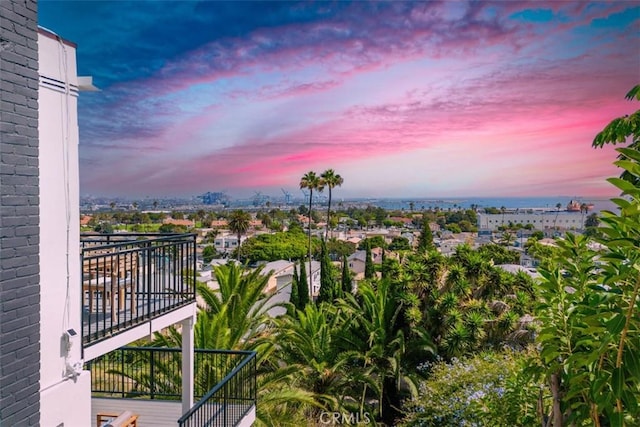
[{"x1": 0, "y1": 0, "x2": 41, "y2": 425}]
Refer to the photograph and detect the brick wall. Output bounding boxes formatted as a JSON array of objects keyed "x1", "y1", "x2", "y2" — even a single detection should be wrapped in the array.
[{"x1": 0, "y1": 0, "x2": 40, "y2": 425}]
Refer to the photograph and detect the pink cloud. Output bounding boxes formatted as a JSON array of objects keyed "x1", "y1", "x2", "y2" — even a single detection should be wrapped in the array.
[{"x1": 78, "y1": 2, "x2": 639, "y2": 198}]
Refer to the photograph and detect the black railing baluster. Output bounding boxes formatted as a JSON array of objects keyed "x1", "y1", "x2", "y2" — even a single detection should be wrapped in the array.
[
  {"x1": 120, "y1": 348, "x2": 125, "y2": 398},
  {"x1": 150, "y1": 348, "x2": 155, "y2": 400}
]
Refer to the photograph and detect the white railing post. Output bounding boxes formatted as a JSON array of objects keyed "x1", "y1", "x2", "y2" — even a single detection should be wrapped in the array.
[{"x1": 181, "y1": 315, "x2": 194, "y2": 414}]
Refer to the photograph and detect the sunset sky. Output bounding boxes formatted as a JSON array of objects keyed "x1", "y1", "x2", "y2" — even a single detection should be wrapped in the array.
[{"x1": 39, "y1": 1, "x2": 640, "y2": 199}]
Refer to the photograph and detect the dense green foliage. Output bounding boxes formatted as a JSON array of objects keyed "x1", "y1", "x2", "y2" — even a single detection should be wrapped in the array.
[
  {"x1": 323, "y1": 237, "x2": 356, "y2": 259},
  {"x1": 529, "y1": 85, "x2": 640, "y2": 426},
  {"x1": 317, "y1": 240, "x2": 339, "y2": 303},
  {"x1": 364, "y1": 241, "x2": 375, "y2": 279},
  {"x1": 238, "y1": 229, "x2": 309, "y2": 263},
  {"x1": 289, "y1": 263, "x2": 299, "y2": 310},
  {"x1": 389, "y1": 236, "x2": 411, "y2": 251},
  {"x1": 417, "y1": 219, "x2": 434, "y2": 253},
  {"x1": 402, "y1": 350, "x2": 540, "y2": 426},
  {"x1": 297, "y1": 259, "x2": 310, "y2": 307},
  {"x1": 358, "y1": 235, "x2": 387, "y2": 250},
  {"x1": 477, "y1": 243, "x2": 520, "y2": 264},
  {"x1": 341, "y1": 255, "x2": 352, "y2": 294},
  {"x1": 202, "y1": 245, "x2": 215, "y2": 264}
]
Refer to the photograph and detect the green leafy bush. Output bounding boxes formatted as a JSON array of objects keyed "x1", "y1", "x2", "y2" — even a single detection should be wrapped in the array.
[{"x1": 401, "y1": 350, "x2": 541, "y2": 426}]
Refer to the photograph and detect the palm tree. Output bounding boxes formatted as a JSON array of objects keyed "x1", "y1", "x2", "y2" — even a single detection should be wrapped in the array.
[
  {"x1": 273, "y1": 303, "x2": 354, "y2": 416},
  {"x1": 340, "y1": 280, "x2": 435, "y2": 423},
  {"x1": 228, "y1": 209, "x2": 251, "y2": 261},
  {"x1": 196, "y1": 264, "x2": 275, "y2": 347},
  {"x1": 321, "y1": 169, "x2": 343, "y2": 240},
  {"x1": 300, "y1": 171, "x2": 324, "y2": 297},
  {"x1": 580, "y1": 203, "x2": 588, "y2": 230},
  {"x1": 554, "y1": 202, "x2": 562, "y2": 232}
]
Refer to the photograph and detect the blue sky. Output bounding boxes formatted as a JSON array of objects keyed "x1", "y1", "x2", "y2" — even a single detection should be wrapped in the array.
[{"x1": 39, "y1": 1, "x2": 640, "y2": 199}]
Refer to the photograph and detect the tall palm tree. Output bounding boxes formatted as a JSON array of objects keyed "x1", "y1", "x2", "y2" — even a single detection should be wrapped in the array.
[
  {"x1": 580, "y1": 202, "x2": 588, "y2": 230},
  {"x1": 300, "y1": 171, "x2": 324, "y2": 297},
  {"x1": 273, "y1": 303, "x2": 354, "y2": 415},
  {"x1": 339, "y1": 280, "x2": 435, "y2": 423},
  {"x1": 228, "y1": 209, "x2": 251, "y2": 260},
  {"x1": 554, "y1": 202, "x2": 562, "y2": 232},
  {"x1": 320, "y1": 169, "x2": 343, "y2": 240}
]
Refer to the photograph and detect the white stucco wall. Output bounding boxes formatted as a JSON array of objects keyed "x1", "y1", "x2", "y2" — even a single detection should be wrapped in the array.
[{"x1": 38, "y1": 30, "x2": 91, "y2": 427}]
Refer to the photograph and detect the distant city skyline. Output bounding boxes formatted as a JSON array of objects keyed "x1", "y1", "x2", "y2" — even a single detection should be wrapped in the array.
[{"x1": 40, "y1": 1, "x2": 639, "y2": 199}]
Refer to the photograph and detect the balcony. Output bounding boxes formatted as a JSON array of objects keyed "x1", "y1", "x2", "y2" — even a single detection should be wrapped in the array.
[
  {"x1": 81, "y1": 233, "x2": 197, "y2": 349},
  {"x1": 87, "y1": 347, "x2": 257, "y2": 427}
]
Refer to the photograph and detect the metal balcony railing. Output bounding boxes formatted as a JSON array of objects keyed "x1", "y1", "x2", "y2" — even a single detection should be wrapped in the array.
[
  {"x1": 178, "y1": 350, "x2": 257, "y2": 427},
  {"x1": 87, "y1": 347, "x2": 257, "y2": 426},
  {"x1": 81, "y1": 233, "x2": 196, "y2": 347}
]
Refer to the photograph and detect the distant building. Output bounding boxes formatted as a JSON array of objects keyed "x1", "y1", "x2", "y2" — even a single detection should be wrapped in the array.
[
  {"x1": 348, "y1": 248, "x2": 383, "y2": 276},
  {"x1": 477, "y1": 212, "x2": 585, "y2": 231},
  {"x1": 308, "y1": 260, "x2": 322, "y2": 297},
  {"x1": 249, "y1": 219, "x2": 263, "y2": 228},
  {"x1": 261, "y1": 260, "x2": 295, "y2": 293},
  {"x1": 214, "y1": 233, "x2": 247, "y2": 253},
  {"x1": 389, "y1": 216, "x2": 414, "y2": 226},
  {"x1": 210, "y1": 219, "x2": 228, "y2": 228},
  {"x1": 438, "y1": 238, "x2": 467, "y2": 256}
]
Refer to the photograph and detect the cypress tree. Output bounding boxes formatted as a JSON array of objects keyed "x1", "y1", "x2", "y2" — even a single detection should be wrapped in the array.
[
  {"x1": 365, "y1": 241, "x2": 375, "y2": 280},
  {"x1": 318, "y1": 240, "x2": 335, "y2": 304},
  {"x1": 290, "y1": 263, "x2": 299, "y2": 310},
  {"x1": 341, "y1": 254, "x2": 352, "y2": 295},
  {"x1": 417, "y1": 218, "x2": 434, "y2": 254},
  {"x1": 298, "y1": 259, "x2": 310, "y2": 307}
]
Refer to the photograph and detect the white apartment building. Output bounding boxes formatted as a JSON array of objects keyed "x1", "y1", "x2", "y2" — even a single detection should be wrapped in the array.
[
  {"x1": 214, "y1": 233, "x2": 247, "y2": 254},
  {"x1": 477, "y1": 211, "x2": 586, "y2": 232},
  {"x1": 38, "y1": 26, "x2": 202, "y2": 427}
]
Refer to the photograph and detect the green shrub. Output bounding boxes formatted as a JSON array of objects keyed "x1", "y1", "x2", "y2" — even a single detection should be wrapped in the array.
[{"x1": 401, "y1": 350, "x2": 541, "y2": 426}]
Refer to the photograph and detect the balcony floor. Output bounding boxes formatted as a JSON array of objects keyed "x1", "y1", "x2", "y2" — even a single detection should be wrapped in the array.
[
  {"x1": 83, "y1": 293, "x2": 187, "y2": 344},
  {"x1": 92, "y1": 397, "x2": 255, "y2": 427}
]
